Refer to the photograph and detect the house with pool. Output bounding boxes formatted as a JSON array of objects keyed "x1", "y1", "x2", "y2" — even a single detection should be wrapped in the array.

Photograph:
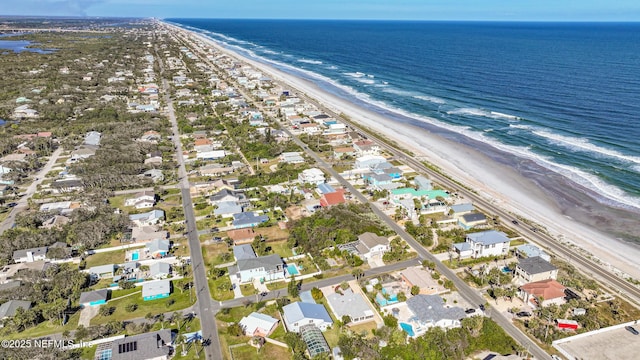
[
  {"x1": 393, "y1": 295, "x2": 466, "y2": 338},
  {"x1": 79, "y1": 289, "x2": 110, "y2": 307},
  {"x1": 235, "y1": 254, "x2": 285, "y2": 283}
]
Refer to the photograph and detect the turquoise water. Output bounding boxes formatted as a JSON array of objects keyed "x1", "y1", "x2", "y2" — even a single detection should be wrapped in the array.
[
  {"x1": 131, "y1": 252, "x2": 139, "y2": 261},
  {"x1": 376, "y1": 289, "x2": 399, "y2": 306},
  {"x1": 501, "y1": 266, "x2": 511, "y2": 273},
  {"x1": 400, "y1": 322, "x2": 415, "y2": 337},
  {"x1": 287, "y1": 264, "x2": 299, "y2": 275}
]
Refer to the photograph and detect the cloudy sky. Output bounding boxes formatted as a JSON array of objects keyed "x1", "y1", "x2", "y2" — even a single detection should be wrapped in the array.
[{"x1": 2, "y1": 0, "x2": 640, "y2": 21}]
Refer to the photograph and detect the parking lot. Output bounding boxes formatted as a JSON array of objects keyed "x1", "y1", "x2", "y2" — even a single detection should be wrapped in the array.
[{"x1": 554, "y1": 323, "x2": 640, "y2": 360}]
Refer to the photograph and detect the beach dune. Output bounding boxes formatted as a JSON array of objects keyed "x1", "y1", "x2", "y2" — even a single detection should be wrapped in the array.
[{"x1": 168, "y1": 22, "x2": 640, "y2": 281}]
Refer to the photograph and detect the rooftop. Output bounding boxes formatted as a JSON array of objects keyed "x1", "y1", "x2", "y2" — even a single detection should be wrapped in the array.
[
  {"x1": 517, "y1": 256, "x2": 557, "y2": 275},
  {"x1": 406, "y1": 295, "x2": 466, "y2": 324},
  {"x1": 467, "y1": 230, "x2": 509, "y2": 246},
  {"x1": 325, "y1": 288, "x2": 374, "y2": 321}
]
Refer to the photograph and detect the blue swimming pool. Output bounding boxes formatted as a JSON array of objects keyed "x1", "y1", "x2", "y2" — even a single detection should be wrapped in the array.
[
  {"x1": 287, "y1": 264, "x2": 299, "y2": 275},
  {"x1": 400, "y1": 322, "x2": 415, "y2": 337},
  {"x1": 501, "y1": 266, "x2": 511, "y2": 273},
  {"x1": 131, "y1": 252, "x2": 139, "y2": 261}
]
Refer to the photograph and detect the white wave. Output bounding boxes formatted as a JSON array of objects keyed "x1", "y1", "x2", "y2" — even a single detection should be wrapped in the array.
[
  {"x1": 344, "y1": 72, "x2": 366, "y2": 78},
  {"x1": 353, "y1": 78, "x2": 376, "y2": 85},
  {"x1": 508, "y1": 124, "x2": 531, "y2": 130},
  {"x1": 185, "y1": 26, "x2": 640, "y2": 210},
  {"x1": 298, "y1": 59, "x2": 323, "y2": 65},
  {"x1": 382, "y1": 87, "x2": 419, "y2": 97},
  {"x1": 367, "y1": 74, "x2": 375, "y2": 78},
  {"x1": 327, "y1": 65, "x2": 338, "y2": 70},
  {"x1": 262, "y1": 49, "x2": 278, "y2": 55},
  {"x1": 448, "y1": 107, "x2": 520, "y2": 120},
  {"x1": 413, "y1": 95, "x2": 446, "y2": 104},
  {"x1": 532, "y1": 129, "x2": 640, "y2": 165}
]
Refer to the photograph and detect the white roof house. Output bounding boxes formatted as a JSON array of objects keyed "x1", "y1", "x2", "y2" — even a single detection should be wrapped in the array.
[
  {"x1": 453, "y1": 230, "x2": 510, "y2": 259},
  {"x1": 298, "y1": 168, "x2": 325, "y2": 185},
  {"x1": 239, "y1": 312, "x2": 279, "y2": 337}
]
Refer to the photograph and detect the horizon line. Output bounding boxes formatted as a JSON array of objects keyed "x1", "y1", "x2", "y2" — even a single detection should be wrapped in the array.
[{"x1": 0, "y1": 15, "x2": 639, "y2": 23}]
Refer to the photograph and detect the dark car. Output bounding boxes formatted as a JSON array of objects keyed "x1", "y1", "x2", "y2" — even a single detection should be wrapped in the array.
[
  {"x1": 516, "y1": 311, "x2": 532, "y2": 317},
  {"x1": 7, "y1": 202, "x2": 18, "y2": 208},
  {"x1": 626, "y1": 326, "x2": 639, "y2": 335},
  {"x1": 479, "y1": 304, "x2": 485, "y2": 311},
  {"x1": 511, "y1": 219, "x2": 519, "y2": 225},
  {"x1": 465, "y1": 308, "x2": 476, "y2": 314}
]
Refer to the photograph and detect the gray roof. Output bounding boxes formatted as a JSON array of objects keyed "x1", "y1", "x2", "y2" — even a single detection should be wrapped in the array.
[
  {"x1": 325, "y1": 288, "x2": 373, "y2": 320},
  {"x1": 358, "y1": 232, "x2": 389, "y2": 250},
  {"x1": 299, "y1": 290, "x2": 316, "y2": 304},
  {"x1": 146, "y1": 239, "x2": 171, "y2": 253},
  {"x1": 84, "y1": 131, "x2": 102, "y2": 146},
  {"x1": 517, "y1": 256, "x2": 557, "y2": 275},
  {"x1": 414, "y1": 176, "x2": 432, "y2": 190},
  {"x1": 461, "y1": 213, "x2": 487, "y2": 222},
  {"x1": 12, "y1": 246, "x2": 48, "y2": 260},
  {"x1": 453, "y1": 242, "x2": 472, "y2": 252},
  {"x1": 129, "y1": 210, "x2": 164, "y2": 222},
  {"x1": 109, "y1": 329, "x2": 172, "y2": 360},
  {"x1": 516, "y1": 244, "x2": 549, "y2": 259},
  {"x1": 121, "y1": 261, "x2": 139, "y2": 272},
  {"x1": 406, "y1": 295, "x2": 466, "y2": 324},
  {"x1": 0, "y1": 280, "x2": 22, "y2": 292},
  {"x1": 142, "y1": 280, "x2": 171, "y2": 298},
  {"x1": 89, "y1": 264, "x2": 115, "y2": 275},
  {"x1": 232, "y1": 212, "x2": 269, "y2": 227},
  {"x1": 283, "y1": 302, "x2": 333, "y2": 325},
  {"x1": 451, "y1": 203, "x2": 474, "y2": 213},
  {"x1": 237, "y1": 254, "x2": 282, "y2": 272},
  {"x1": 149, "y1": 262, "x2": 171, "y2": 276},
  {"x1": 79, "y1": 289, "x2": 109, "y2": 304},
  {"x1": 233, "y1": 244, "x2": 257, "y2": 260},
  {"x1": 214, "y1": 201, "x2": 243, "y2": 216},
  {"x1": 467, "y1": 230, "x2": 509, "y2": 246},
  {"x1": 0, "y1": 300, "x2": 32, "y2": 318},
  {"x1": 210, "y1": 189, "x2": 244, "y2": 203}
]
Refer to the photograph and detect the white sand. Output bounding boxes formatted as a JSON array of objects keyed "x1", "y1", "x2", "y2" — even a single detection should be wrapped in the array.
[{"x1": 170, "y1": 24, "x2": 640, "y2": 280}]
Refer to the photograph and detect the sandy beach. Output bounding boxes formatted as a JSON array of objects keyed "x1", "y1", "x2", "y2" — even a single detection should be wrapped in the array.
[{"x1": 169, "y1": 23, "x2": 640, "y2": 281}]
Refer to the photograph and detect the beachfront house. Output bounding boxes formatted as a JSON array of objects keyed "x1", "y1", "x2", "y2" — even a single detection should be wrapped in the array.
[
  {"x1": 282, "y1": 302, "x2": 333, "y2": 333},
  {"x1": 458, "y1": 213, "x2": 488, "y2": 229},
  {"x1": 142, "y1": 279, "x2": 171, "y2": 301},
  {"x1": 515, "y1": 244, "x2": 551, "y2": 262},
  {"x1": 514, "y1": 256, "x2": 558, "y2": 284},
  {"x1": 519, "y1": 279, "x2": 566, "y2": 308},
  {"x1": 452, "y1": 230, "x2": 510, "y2": 259}
]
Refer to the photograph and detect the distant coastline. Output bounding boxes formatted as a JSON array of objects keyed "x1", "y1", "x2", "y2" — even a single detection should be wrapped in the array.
[{"x1": 165, "y1": 19, "x2": 640, "y2": 279}]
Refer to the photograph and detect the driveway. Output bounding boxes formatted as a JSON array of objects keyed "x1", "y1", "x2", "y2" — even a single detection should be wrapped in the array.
[{"x1": 78, "y1": 305, "x2": 100, "y2": 327}]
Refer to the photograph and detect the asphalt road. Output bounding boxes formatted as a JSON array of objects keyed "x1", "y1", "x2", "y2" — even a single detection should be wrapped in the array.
[
  {"x1": 0, "y1": 147, "x2": 63, "y2": 235},
  {"x1": 155, "y1": 43, "x2": 223, "y2": 360}
]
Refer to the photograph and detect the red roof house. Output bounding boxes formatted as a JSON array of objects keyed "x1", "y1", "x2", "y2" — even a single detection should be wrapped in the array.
[{"x1": 320, "y1": 190, "x2": 346, "y2": 207}]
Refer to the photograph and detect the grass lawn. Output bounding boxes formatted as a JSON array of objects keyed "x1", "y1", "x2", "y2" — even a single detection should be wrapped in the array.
[
  {"x1": 85, "y1": 249, "x2": 126, "y2": 268},
  {"x1": 202, "y1": 242, "x2": 231, "y2": 267},
  {"x1": 240, "y1": 284, "x2": 255, "y2": 297},
  {"x1": 108, "y1": 194, "x2": 127, "y2": 210},
  {"x1": 2, "y1": 311, "x2": 81, "y2": 340},
  {"x1": 256, "y1": 226, "x2": 289, "y2": 242},
  {"x1": 509, "y1": 238, "x2": 527, "y2": 247},
  {"x1": 80, "y1": 344, "x2": 98, "y2": 360},
  {"x1": 209, "y1": 277, "x2": 234, "y2": 301},
  {"x1": 266, "y1": 281, "x2": 286, "y2": 291},
  {"x1": 90, "y1": 279, "x2": 196, "y2": 326},
  {"x1": 268, "y1": 240, "x2": 294, "y2": 258},
  {"x1": 231, "y1": 343, "x2": 290, "y2": 360},
  {"x1": 348, "y1": 321, "x2": 377, "y2": 337},
  {"x1": 322, "y1": 325, "x2": 341, "y2": 348}
]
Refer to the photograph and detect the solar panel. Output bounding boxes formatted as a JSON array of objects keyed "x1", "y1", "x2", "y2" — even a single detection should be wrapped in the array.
[{"x1": 118, "y1": 341, "x2": 138, "y2": 354}]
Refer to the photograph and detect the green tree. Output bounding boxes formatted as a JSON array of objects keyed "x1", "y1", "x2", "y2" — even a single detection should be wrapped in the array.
[
  {"x1": 410, "y1": 285, "x2": 421, "y2": 296},
  {"x1": 288, "y1": 275, "x2": 299, "y2": 298},
  {"x1": 311, "y1": 287, "x2": 324, "y2": 301}
]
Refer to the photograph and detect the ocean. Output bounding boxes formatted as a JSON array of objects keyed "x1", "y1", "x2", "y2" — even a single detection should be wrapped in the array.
[{"x1": 169, "y1": 19, "x2": 640, "y2": 238}]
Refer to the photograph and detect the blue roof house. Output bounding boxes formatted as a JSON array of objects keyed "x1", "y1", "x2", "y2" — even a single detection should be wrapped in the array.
[
  {"x1": 232, "y1": 212, "x2": 269, "y2": 229},
  {"x1": 282, "y1": 302, "x2": 333, "y2": 332}
]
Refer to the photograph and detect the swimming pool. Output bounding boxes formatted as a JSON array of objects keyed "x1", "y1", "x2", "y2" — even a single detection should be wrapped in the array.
[
  {"x1": 287, "y1": 264, "x2": 299, "y2": 275},
  {"x1": 501, "y1": 266, "x2": 511, "y2": 273},
  {"x1": 400, "y1": 322, "x2": 415, "y2": 337},
  {"x1": 131, "y1": 252, "x2": 139, "y2": 261}
]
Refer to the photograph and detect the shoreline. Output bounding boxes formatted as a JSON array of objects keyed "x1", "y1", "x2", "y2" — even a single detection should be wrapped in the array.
[{"x1": 166, "y1": 22, "x2": 640, "y2": 280}]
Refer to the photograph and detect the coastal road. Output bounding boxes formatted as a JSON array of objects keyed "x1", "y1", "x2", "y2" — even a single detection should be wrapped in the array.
[
  {"x1": 282, "y1": 82, "x2": 640, "y2": 307},
  {"x1": 155, "y1": 42, "x2": 222, "y2": 360},
  {"x1": 0, "y1": 147, "x2": 63, "y2": 235}
]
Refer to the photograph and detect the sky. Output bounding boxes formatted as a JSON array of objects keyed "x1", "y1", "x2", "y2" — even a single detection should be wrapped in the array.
[{"x1": 1, "y1": 0, "x2": 640, "y2": 21}]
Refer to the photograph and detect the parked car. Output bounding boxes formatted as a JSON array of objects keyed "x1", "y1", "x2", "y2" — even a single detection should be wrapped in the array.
[
  {"x1": 465, "y1": 308, "x2": 476, "y2": 314},
  {"x1": 7, "y1": 202, "x2": 18, "y2": 208},
  {"x1": 516, "y1": 311, "x2": 532, "y2": 317},
  {"x1": 479, "y1": 304, "x2": 485, "y2": 311},
  {"x1": 626, "y1": 325, "x2": 639, "y2": 335}
]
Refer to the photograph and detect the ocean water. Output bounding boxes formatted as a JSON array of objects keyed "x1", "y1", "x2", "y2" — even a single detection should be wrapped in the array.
[{"x1": 169, "y1": 19, "x2": 640, "y2": 215}]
